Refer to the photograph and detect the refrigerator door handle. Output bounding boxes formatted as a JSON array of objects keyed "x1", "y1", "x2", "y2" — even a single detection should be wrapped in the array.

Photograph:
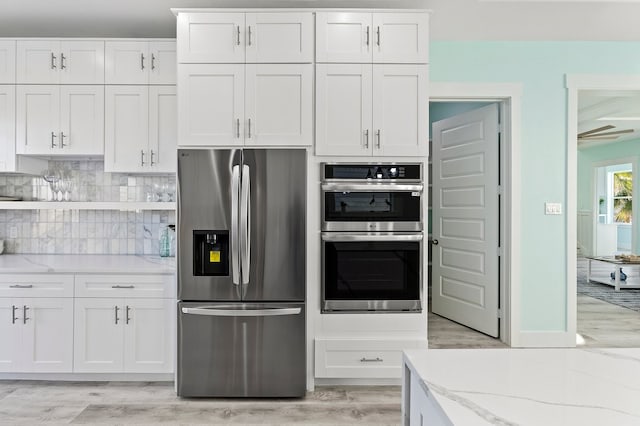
[
  {"x1": 181, "y1": 307, "x2": 301, "y2": 317},
  {"x1": 231, "y1": 165, "x2": 240, "y2": 285},
  {"x1": 240, "y1": 164, "x2": 251, "y2": 285}
]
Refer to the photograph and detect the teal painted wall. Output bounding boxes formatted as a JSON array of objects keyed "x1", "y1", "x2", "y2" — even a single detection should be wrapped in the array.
[{"x1": 430, "y1": 41, "x2": 640, "y2": 332}]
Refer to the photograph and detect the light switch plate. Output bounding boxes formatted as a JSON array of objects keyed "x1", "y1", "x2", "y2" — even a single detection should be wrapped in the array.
[{"x1": 545, "y1": 202, "x2": 562, "y2": 215}]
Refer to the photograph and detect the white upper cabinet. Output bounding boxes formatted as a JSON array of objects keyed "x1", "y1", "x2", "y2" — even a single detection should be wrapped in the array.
[
  {"x1": 0, "y1": 86, "x2": 16, "y2": 171},
  {"x1": 17, "y1": 40, "x2": 104, "y2": 84},
  {"x1": 245, "y1": 64, "x2": 312, "y2": 146},
  {"x1": 316, "y1": 64, "x2": 372, "y2": 156},
  {"x1": 316, "y1": 12, "x2": 372, "y2": 63},
  {"x1": 316, "y1": 12, "x2": 429, "y2": 64},
  {"x1": 105, "y1": 41, "x2": 176, "y2": 85},
  {"x1": 178, "y1": 64, "x2": 244, "y2": 146},
  {"x1": 149, "y1": 85, "x2": 178, "y2": 172},
  {"x1": 177, "y1": 12, "x2": 312, "y2": 63},
  {"x1": 16, "y1": 85, "x2": 104, "y2": 156},
  {"x1": 0, "y1": 40, "x2": 16, "y2": 83},
  {"x1": 245, "y1": 13, "x2": 313, "y2": 63}
]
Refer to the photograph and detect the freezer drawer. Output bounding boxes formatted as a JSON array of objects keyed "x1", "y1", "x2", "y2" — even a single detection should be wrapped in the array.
[{"x1": 177, "y1": 302, "x2": 306, "y2": 397}]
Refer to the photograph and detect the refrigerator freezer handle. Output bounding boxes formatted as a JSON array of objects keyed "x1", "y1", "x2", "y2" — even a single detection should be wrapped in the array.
[
  {"x1": 181, "y1": 307, "x2": 301, "y2": 317},
  {"x1": 240, "y1": 164, "x2": 251, "y2": 285},
  {"x1": 231, "y1": 165, "x2": 240, "y2": 285}
]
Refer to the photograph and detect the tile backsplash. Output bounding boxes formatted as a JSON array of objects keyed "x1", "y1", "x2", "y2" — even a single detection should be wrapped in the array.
[{"x1": 0, "y1": 160, "x2": 175, "y2": 255}]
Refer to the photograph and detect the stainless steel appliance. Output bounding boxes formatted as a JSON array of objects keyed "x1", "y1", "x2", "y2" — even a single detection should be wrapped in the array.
[
  {"x1": 321, "y1": 163, "x2": 423, "y2": 313},
  {"x1": 177, "y1": 149, "x2": 306, "y2": 397}
]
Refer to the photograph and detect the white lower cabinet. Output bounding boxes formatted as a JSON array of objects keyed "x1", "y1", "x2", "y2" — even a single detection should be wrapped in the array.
[
  {"x1": 74, "y1": 297, "x2": 174, "y2": 373},
  {"x1": 0, "y1": 297, "x2": 73, "y2": 373}
]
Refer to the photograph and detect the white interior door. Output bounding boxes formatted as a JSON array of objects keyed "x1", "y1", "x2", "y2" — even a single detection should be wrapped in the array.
[
  {"x1": 123, "y1": 299, "x2": 174, "y2": 373},
  {"x1": 16, "y1": 40, "x2": 59, "y2": 84},
  {"x1": 149, "y1": 85, "x2": 177, "y2": 172},
  {"x1": 177, "y1": 13, "x2": 245, "y2": 63},
  {"x1": 315, "y1": 63, "x2": 372, "y2": 156},
  {"x1": 0, "y1": 40, "x2": 16, "y2": 83},
  {"x1": 315, "y1": 12, "x2": 372, "y2": 63},
  {"x1": 74, "y1": 298, "x2": 124, "y2": 373},
  {"x1": 16, "y1": 85, "x2": 60, "y2": 155},
  {"x1": 59, "y1": 40, "x2": 105, "y2": 84},
  {"x1": 149, "y1": 41, "x2": 177, "y2": 85},
  {"x1": 245, "y1": 63, "x2": 312, "y2": 146},
  {"x1": 245, "y1": 12, "x2": 313, "y2": 63},
  {"x1": 105, "y1": 41, "x2": 149, "y2": 84},
  {"x1": 0, "y1": 86, "x2": 16, "y2": 172},
  {"x1": 432, "y1": 104, "x2": 500, "y2": 337},
  {"x1": 0, "y1": 298, "x2": 22, "y2": 372},
  {"x1": 60, "y1": 85, "x2": 104, "y2": 155},
  {"x1": 22, "y1": 298, "x2": 73, "y2": 373}
]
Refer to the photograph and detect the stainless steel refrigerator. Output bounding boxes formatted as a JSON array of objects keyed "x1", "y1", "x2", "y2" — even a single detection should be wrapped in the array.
[{"x1": 176, "y1": 148, "x2": 306, "y2": 397}]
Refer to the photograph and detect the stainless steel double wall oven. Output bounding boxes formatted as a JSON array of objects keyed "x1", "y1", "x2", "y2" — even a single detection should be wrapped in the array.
[{"x1": 321, "y1": 163, "x2": 424, "y2": 312}]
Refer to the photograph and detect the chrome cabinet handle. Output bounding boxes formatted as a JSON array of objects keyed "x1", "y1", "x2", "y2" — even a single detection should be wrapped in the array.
[
  {"x1": 237, "y1": 26, "x2": 241, "y2": 45},
  {"x1": 60, "y1": 132, "x2": 67, "y2": 147},
  {"x1": 22, "y1": 305, "x2": 29, "y2": 324},
  {"x1": 51, "y1": 52, "x2": 57, "y2": 69},
  {"x1": 376, "y1": 129, "x2": 381, "y2": 149},
  {"x1": 364, "y1": 129, "x2": 369, "y2": 148},
  {"x1": 236, "y1": 118, "x2": 240, "y2": 138},
  {"x1": 150, "y1": 150, "x2": 155, "y2": 166},
  {"x1": 376, "y1": 26, "x2": 381, "y2": 46},
  {"x1": 125, "y1": 306, "x2": 131, "y2": 324},
  {"x1": 141, "y1": 150, "x2": 145, "y2": 166},
  {"x1": 60, "y1": 53, "x2": 66, "y2": 70},
  {"x1": 360, "y1": 357, "x2": 383, "y2": 363},
  {"x1": 9, "y1": 284, "x2": 33, "y2": 289},
  {"x1": 111, "y1": 285, "x2": 135, "y2": 289},
  {"x1": 11, "y1": 305, "x2": 17, "y2": 324},
  {"x1": 114, "y1": 305, "x2": 120, "y2": 324},
  {"x1": 366, "y1": 26, "x2": 370, "y2": 46},
  {"x1": 151, "y1": 54, "x2": 156, "y2": 70},
  {"x1": 140, "y1": 53, "x2": 145, "y2": 70},
  {"x1": 51, "y1": 131, "x2": 57, "y2": 148},
  {"x1": 247, "y1": 118, "x2": 252, "y2": 139},
  {"x1": 248, "y1": 26, "x2": 252, "y2": 46}
]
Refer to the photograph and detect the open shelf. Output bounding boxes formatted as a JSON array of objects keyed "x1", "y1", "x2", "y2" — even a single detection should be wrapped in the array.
[{"x1": 0, "y1": 201, "x2": 176, "y2": 210}]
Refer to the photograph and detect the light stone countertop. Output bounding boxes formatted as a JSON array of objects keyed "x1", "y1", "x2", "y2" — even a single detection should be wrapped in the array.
[
  {"x1": 0, "y1": 254, "x2": 175, "y2": 274},
  {"x1": 404, "y1": 347, "x2": 640, "y2": 426}
]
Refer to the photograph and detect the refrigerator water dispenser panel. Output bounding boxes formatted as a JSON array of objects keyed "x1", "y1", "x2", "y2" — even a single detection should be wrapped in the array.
[{"x1": 193, "y1": 230, "x2": 229, "y2": 276}]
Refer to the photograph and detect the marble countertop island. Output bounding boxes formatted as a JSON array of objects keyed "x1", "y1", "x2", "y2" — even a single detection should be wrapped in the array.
[
  {"x1": 0, "y1": 254, "x2": 175, "y2": 274},
  {"x1": 403, "y1": 348, "x2": 640, "y2": 426}
]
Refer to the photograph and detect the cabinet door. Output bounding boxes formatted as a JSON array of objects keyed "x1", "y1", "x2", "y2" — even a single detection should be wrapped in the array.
[
  {"x1": 16, "y1": 85, "x2": 61, "y2": 155},
  {"x1": 74, "y1": 298, "x2": 124, "y2": 373},
  {"x1": 316, "y1": 12, "x2": 372, "y2": 63},
  {"x1": 0, "y1": 298, "x2": 22, "y2": 372},
  {"x1": 315, "y1": 64, "x2": 372, "y2": 156},
  {"x1": 372, "y1": 65, "x2": 428, "y2": 157},
  {"x1": 245, "y1": 64, "x2": 312, "y2": 146},
  {"x1": 123, "y1": 299, "x2": 174, "y2": 373},
  {"x1": 0, "y1": 40, "x2": 16, "y2": 83},
  {"x1": 16, "y1": 40, "x2": 59, "y2": 84},
  {"x1": 59, "y1": 40, "x2": 105, "y2": 84},
  {"x1": 104, "y1": 86, "x2": 149, "y2": 172},
  {"x1": 178, "y1": 64, "x2": 244, "y2": 146},
  {"x1": 0, "y1": 86, "x2": 16, "y2": 172},
  {"x1": 105, "y1": 41, "x2": 149, "y2": 84},
  {"x1": 149, "y1": 86, "x2": 177, "y2": 173},
  {"x1": 372, "y1": 13, "x2": 429, "y2": 64},
  {"x1": 245, "y1": 12, "x2": 313, "y2": 63},
  {"x1": 59, "y1": 86, "x2": 104, "y2": 155},
  {"x1": 22, "y1": 298, "x2": 73, "y2": 373},
  {"x1": 177, "y1": 13, "x2": 245, "y2": 63},
  {"x1": 149, "y1": 41, "x2": 177, "y2": 85}
]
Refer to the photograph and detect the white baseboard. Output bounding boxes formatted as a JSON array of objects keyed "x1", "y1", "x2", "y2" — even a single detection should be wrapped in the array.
[
  {"x1": 514, "y1": 331, "x2": 576, "y2": 348},
  {"x1": 314, "y1": 378, "x2": 401, "y2": 387},
  {"x1": 0, "y1": 373, "x2": 174, "y2": 381}
]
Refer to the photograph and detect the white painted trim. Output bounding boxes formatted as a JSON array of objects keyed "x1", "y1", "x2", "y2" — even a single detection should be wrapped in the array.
[
  {"x1": 0, "y1": 373, "x2": 173, "y2": 381},
  {"x1": 314, "y1": 378, "x2": 401, "y2": 386},
  {"x1": 516, "y1": 331, "x2": 576, "y2": 348},
  {"x1": 566, "y1": 74, "x2": 640, "y2": 349},
  {"x1": 430, "y1": 82, "x2": 522, "y2": 347}
]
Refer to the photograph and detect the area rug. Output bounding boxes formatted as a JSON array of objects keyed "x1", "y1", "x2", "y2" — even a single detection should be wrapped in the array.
[{"x1": 577, "y1": 259, "x2": 640, "y2": 312}]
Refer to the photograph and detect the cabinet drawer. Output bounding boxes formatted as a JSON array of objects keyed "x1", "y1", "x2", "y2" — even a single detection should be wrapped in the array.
[
  {"x1": 315, "y1": 338, "x2": 426, "y2": 379},
  {"x1": 74, "y1": 274, "x2": 175, "y2": 298},
  {"x1": 0, "y1": 274, "x2": 74, "y2": 297}
]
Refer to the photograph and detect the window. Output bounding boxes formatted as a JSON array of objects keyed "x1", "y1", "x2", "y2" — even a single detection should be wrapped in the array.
[{"x1": 612, "y1": 171, "x2": 632, "y2": 224}]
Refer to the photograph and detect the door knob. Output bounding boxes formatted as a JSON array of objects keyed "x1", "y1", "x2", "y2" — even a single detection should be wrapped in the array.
[{"x1": 432, "y1": 239, "x2": 439, "y2": 245}]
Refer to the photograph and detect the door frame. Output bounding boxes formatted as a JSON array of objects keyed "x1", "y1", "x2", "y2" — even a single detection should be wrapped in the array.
[
  {"x1": 431, "y1": 82, "x2": 522, "y2": 346},
  {"x1": 567, "y1": 74, "x2": 640, "y2": 345}
]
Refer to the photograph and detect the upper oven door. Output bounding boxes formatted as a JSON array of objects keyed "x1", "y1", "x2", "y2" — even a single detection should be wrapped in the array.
[{"x1": 322, "y1": 183, "x2": 422, "y2": 231}]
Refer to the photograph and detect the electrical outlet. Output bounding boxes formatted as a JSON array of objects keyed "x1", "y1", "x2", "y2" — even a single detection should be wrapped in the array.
[
  {"x1": 9, "y1": 226, "x2": 18, "y2": 239},
  {"x1": 545, "y1": 202, "x2": 562, "y2": 215}
]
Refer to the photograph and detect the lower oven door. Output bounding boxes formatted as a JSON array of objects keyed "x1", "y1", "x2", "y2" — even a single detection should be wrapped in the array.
[{"x1": 321, "y1": 232, "x2": 422, "y2": 312}]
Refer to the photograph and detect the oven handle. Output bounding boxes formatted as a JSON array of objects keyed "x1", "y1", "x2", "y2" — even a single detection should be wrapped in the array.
[
  {"x1": 321, "y1": 233, "x2": 423, "y2": 242},
  {"x1": 321, "y1": 183, "x2": 423, "y2": 192}
]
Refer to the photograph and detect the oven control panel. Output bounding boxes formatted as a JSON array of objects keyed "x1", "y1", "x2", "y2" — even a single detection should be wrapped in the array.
[{"x1": 323, "y1": 164, "x2": 421, "y2": 181}]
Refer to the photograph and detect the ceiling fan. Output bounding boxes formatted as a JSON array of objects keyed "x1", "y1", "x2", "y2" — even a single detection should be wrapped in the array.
[{"x1": 577, "y1": 125, "x2": 634, "y2": 141}]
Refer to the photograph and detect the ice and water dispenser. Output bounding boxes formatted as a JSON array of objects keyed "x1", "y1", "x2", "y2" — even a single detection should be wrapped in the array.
[{"x1": 193, "y1": 230, "x2": 229, "y2": 276}]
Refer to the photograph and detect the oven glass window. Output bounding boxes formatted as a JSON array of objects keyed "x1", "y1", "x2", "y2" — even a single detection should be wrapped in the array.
[
  {"x1": 324, "y1": 192, "x2": 420, "y2": 222},
  {"x1": 324, "y1": 241, "x2": 420, "y2": 300}
]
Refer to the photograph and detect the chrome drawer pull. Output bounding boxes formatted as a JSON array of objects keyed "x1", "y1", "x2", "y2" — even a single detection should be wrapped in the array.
[
  {"x1": 9, "y1": 284, "x2": 33, "y2": 289},
  {"x1": 360, "y1": 357, "x2": 384, "y2": 363},
  {"x1": 11, "y1": 305, "x2": 17, "y2": 324},
  {"x1": 23, "y1": 305, "x2": 29, "y2": 324},
  {"x1": 112, "y1": 285, "x2": 135, "y2": 289}
]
